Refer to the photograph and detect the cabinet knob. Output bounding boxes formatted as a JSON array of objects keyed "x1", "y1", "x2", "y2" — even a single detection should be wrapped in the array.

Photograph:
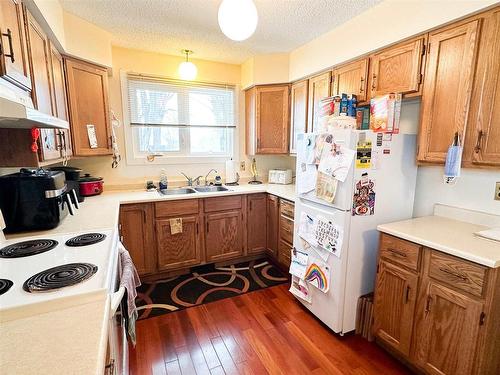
[
  {"x1": 474, "y1": 130, "x2": 484, "y2": 153},
  {"x1": 1, "y1": 29, "x2": 15, "y2": 63}
]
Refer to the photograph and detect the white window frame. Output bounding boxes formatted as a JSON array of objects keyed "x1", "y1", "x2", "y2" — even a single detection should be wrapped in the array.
[{"x1": 120, "y1": 70, "x2": 240, "y2": 165}]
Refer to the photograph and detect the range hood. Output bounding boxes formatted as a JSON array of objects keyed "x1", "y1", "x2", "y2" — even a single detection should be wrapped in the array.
[{"x1": 0, "y1": 85, "x2": 69, "y2": 129}]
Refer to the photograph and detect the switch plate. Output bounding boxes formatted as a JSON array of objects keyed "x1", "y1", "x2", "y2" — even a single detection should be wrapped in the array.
[
  {"x1": 495, "y1": 182, "x2": 500, "y2": 201},
  {"x1": 240, "y1": 161, "x2": 246, "y2": 171}
]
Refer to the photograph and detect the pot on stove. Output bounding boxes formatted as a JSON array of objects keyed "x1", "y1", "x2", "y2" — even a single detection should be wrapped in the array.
[{"x1": 79, "y1": 174, "x2": 104, "y2": 196}]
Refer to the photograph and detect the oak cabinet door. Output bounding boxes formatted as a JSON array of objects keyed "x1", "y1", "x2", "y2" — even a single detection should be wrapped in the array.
[
  {"x1": 373, "y1": 260, "x2": 419, "y2": 356},
  {"x1": 247, "y1": 193, "x2": 267, "y2": 254},
  {"x1": 255, "y1": 85, "x2": 290, "y2": 154},
  {"x1": 290, "y1": 79, "x2": 308, "y2": 154},
  {"x1": 307, "y1": 71, "x2": 331, "y2": 132},
  {"x1": 119, "y1": 203, "x2": 156, "y2": 276},
  {"x1": 156, "y1": 215, "x2": 202, "y2": 271},
  {"x1": 266, "y1": 194, "x2": 279, "y2": 256},
  {"x1": 0, "y1": 0, "x2": 31, "y2": 90},
  {"x1": 468, "y1": 10, "x2": 500, "y2": 166},
  {"x1": 417, "y1": 21, "x2": 479, "y2": 163},
  {"x1": 414, "y1": 282, "x2": 483, "y2": 375},
  {"x1": 370, "y1": 38, "x2": 424, "y2": 97},
  {"x1": 332, "y1": 58, "x2": 368, "y2": 101},
  {"x1": 65, "y1": 57, "x2": 112, "y2": 156},
  {"x1": 205, "y1": 210, "x2": 243, "y2": 262}
]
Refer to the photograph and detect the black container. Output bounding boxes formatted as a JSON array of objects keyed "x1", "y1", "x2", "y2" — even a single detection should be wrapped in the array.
[{"x1": 49, "y1": 166, "x2": 84, "y2": 203}]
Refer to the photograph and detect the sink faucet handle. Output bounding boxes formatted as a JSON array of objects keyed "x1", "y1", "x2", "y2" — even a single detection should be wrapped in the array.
[
  {"x1": 193, "y1": 176, "x2": 203, "y2": 186},
  {"x1": 180, "y1": 172, "x2": 193, "y2": 186}
]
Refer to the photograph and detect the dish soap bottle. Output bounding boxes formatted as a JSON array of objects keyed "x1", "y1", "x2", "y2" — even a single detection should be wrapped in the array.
[{"x1": 159, "y1": 169, "x2": 168, "y2": 190}]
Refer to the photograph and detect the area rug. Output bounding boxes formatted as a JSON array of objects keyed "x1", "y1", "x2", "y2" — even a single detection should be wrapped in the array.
[{"x1": 135, "y1": 258, "x2": 289, "y2": 320}]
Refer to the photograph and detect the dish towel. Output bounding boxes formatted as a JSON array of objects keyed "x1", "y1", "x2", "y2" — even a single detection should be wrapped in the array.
[{"x1": 118, "y1": 242, "x2": 141, "y2": 345}]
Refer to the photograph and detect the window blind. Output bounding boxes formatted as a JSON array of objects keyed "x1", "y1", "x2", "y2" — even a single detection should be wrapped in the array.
[{"x1": 127, "y1": 75, "x2": 235, "y2": 128}]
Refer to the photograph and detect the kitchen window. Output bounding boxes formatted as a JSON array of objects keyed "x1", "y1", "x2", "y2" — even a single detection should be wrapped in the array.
[{"x1": 122, "y1": 73, "x2": 236, "y2": 164}]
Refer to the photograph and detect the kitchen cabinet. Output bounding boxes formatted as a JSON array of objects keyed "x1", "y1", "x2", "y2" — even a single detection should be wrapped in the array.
[
  {"x1": 289, "y1": 79, "x2": 308, "y2": 154},
  {"x1": 331, "y1": 58, "x2": 368, "y2": 102},
  {"x1": 205, "y1": 209, "x2": 244, "y2": 262},
  {"x1": 247, "y1": 193, "x2": 267, "y2": 254},
  {"x1": 307, "y1": 71, "x2": 331, "y2": 132},
  {"x1": 373, "y1": 260, "x2": 418, "y2": 357},
  {"x1": 0, "y1": 0, "x2": 31, "y2": 91},
  {"x1": 156, "y1": 215, "x2": 202, "y2": 271},
  {"x1": 417, "y1": 20, "x2": 479, "y2": 163},
  {"x1": 277, "y1": 198, "x2": 294, "y2": 269},
  {"x1": 245, "y1": 84, "x2": 290, "y2": 154},
  {"x1": 65, "y1": 57, "x2": 112, "y2": 156},
  {"x1": 465, "y1": 9, "x2": 500, "y2": 167},
  {"x1": 119, "y1": 203, "x2": 156, "y2": 276},
  {"x1": 266, "y1": 194, "x2": 279, "y2": 256}
]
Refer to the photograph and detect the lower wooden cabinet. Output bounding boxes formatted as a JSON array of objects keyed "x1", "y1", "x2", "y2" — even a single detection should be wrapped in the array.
[
  {"x1": 205, "y1": 209, "x2": 243, "y2": 262},
  {"x1": 119, "y1": 203, "x2": 156, "y2": 276},
  {"x1": 266, "y1": 194, "x2": 279, "y2": 256},
  {"x1": 156, "y1": 215, "x2": 202, "y2": 271},
  {"x1": 373, "y1": 260, "x2": 418, "y2": 356},
  {"x1": 247, "y1": 193, "x2": 267, "y2": 254}
]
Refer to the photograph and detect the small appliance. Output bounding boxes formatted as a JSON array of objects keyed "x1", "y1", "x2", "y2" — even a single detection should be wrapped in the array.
[
  {"x1": 79, "y1": 173, "x2": 104, "y2": 196},
  {"x1": 0, "y1": 168, "x2": 79, "y2": 233},
  {"x1": 268, "y1": 169, "x2": 293, "y2": 184},
  {"x1": 49, "y1": 166, "x2": 85, "y2": 202}
]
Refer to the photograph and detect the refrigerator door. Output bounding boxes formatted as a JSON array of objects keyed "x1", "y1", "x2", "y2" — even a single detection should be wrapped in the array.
[
  {"x1": 296, "y1": 129, "x2": 358, "y2": 211},
  {"x1": 293, "y1": 197, "x2": 351, "y2": 333}
]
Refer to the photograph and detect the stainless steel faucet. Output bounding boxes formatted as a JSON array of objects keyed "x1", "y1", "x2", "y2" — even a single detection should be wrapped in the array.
[
  {"x1": 204, "y1": 169, "x2": 218, "y2": 186},
  {"x1": 181, "y1": 172, "x2": 203, "y2": 186}
]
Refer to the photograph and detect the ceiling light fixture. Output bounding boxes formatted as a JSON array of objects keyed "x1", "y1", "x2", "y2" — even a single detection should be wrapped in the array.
[
  {"x1": 178, "y1": 49, "x2": 197, "y2": 80},
  {"x1": 218, "y1": 0, "x2": 258, "y2": 41}
]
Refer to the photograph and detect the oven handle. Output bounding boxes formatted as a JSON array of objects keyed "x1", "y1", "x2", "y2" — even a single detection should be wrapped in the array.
[{"x1": 111, "y1": 286, "x2": 126, "y2": 315}]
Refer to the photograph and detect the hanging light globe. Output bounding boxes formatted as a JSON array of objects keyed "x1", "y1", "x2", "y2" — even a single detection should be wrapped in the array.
[
  {"x1": 178, "y1": 50, "x2": 197, "y2": 80},
  {"x1": 218, "y1": 0, "x2": 258, "y2": 41}
]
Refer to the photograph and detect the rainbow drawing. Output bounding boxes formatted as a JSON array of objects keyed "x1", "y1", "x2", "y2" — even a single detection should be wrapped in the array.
[{"x1": 305, "y1": 263, "x2": 329, "y2": 292}]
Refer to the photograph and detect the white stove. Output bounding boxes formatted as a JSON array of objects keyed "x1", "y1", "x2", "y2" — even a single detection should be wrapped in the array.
[{"x1": 0, "y1": 229, "x2": 118, "y2": 321}]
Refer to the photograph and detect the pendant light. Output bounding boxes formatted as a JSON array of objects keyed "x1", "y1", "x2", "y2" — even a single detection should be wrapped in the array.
[
  {"x1": 218, "y1": 0, "x2": 258, "y2": 41},
  {"x1": 178, "y1": 49, "x2": 197, "y2": 80}
]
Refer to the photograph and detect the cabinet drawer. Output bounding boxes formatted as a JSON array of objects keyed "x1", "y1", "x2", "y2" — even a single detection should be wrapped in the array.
[
  {"x1": 279, "y1": 215, "x2": 294, "y2": 244},
  {"x1": 278, "y1": 240, "x2": 292, "y2": 267},
  {"x1": 280, "y1": 199, "x2": 295, "y2": 219},
  {"x1": 156, "y1": 199, "x2": 199, "y2": 217},
  {"x1": 204, "y1": 195, "x2": 242, "y2": 212},
  {"x1": 379, "y1": 234, "x2": 421, "y2": 271},
  {"x1": 429, "y1": 251, "x2": 487, "y2": 297}
]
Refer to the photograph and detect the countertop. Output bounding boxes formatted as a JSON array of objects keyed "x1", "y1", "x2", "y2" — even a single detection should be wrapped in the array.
[{"x1": 378, "y1": 215, "x2": 500, "y2": 268}]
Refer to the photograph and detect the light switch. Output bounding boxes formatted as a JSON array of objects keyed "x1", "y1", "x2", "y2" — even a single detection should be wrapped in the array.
[{"x1": 495, "y1": 182, "x2": 500, "y2": 201}]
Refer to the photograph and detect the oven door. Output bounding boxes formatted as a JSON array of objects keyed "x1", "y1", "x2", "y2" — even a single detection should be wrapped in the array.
[{"x1": 106, "y1": 292, "x2": 128, "y2": 375}]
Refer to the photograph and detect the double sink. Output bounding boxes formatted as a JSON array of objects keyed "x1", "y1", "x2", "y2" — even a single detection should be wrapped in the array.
[{"x1": 158, "y1": 185, "x2": 229, "y2": 196}]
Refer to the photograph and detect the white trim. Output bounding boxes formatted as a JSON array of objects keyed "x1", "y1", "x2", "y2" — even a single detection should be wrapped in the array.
[{"x1": 120, "y1": 70, "x2": 240, "y2": 165}]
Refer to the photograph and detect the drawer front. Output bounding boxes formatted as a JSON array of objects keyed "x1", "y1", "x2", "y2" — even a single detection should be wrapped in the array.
[
  {"x1": 278, "y1": 240, "x2": 292, "y2": 267},
  {"x1": 279, "y1": 215, "x2": 294, "y2": 244},
  {"x1": 379, "y1": 234, "x2": 421, "y2": 271},
  {"x1": 429, "y1": 251, "x2": 487, "y2": 297},
  {"x1": 204, "y1": 195, "x2": 242, "y2": 212},
  {"x1": 156, "y1": 199, "x2": 199, "y2": 217},
  {"x1": 280, "y1": 199, "x2": 295, "y2": 219}
]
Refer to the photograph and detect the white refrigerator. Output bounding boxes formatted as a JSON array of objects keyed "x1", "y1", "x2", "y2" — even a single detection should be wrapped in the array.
[{"x1": 292, "y1": 129, "x2": 418, "y2": 335}]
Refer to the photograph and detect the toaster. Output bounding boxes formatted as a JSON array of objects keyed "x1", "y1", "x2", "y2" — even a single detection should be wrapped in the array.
[{"x1": 268, "y1": 169, "x2": 293, "y2": 184}]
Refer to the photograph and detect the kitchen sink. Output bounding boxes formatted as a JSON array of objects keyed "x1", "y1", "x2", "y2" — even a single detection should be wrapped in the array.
[
  {"x1": 194, "y1": 186, "x2": 229, "y2": 193},
  {"x1": 158, "y1": 188, "x2": 197, "y2": 195}
]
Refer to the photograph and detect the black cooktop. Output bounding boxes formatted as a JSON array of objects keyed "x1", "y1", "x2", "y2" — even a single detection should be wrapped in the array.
[
  {"x1": 0, "y1": 278, "x2": 13, "y2": 295},
  {"x1": 65, "y1": 233, "x2": 106, "y2": 247},
  {"x1": 23, "y1": 263, "x2": 98, "y2": 293},
  {"x1": 0, "y1": 239, "x2": 58, "y2": 258}
]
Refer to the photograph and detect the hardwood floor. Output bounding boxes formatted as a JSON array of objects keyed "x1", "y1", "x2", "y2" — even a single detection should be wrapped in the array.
[{"x1": 130, "y1": 284, "x2": 412, "y2": 375}]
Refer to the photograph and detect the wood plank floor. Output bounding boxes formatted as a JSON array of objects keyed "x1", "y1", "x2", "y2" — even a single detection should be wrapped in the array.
[{"x1": 130, "y1": 284, "x2": 412, "y2": 375}]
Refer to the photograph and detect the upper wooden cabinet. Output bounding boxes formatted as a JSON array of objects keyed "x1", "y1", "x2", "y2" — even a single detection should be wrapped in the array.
[
  {"x1": 417, "y1": 21, "x2": 479, "y2": 163},
  {"x1": 0, "y1": 0, "x2": 31, "y2": 91},
  {"x1": 466, "y1": 10, "x2": 500, "y2": 167},
  {"x1": 332, "y1": 58, "x2": 368, "y2": 102},
  {"x1": 369, "y1": 37, "x2": 425, "y2": 97},
  {"x1": 245, "y1": 84, "x2": 290, "y2": 154},
  {"x1": 307, "y1": 71, "x2": 331, "y2": 132},
  {"x1": 65, "y1": 57, "x2": 112, "y2": 156},
  {"x1": 247, "y1": 193, "x2": 267, "y2": 254},
  {"x1": 289, "y1": 79, "x2": 308, "y2": 154}
]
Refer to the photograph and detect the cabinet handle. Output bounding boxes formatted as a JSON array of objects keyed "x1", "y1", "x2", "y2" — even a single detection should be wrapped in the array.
[
  {"x1": 196, "y1": 222, "x2": 199, "y2": 235},
  {"x1": 1, "y1": 29, "x2": 15, "y2": 63},
  {"x1": 479, "y1": 312, "x2": 486, "y2": 326},
  {"x1": 371, "y1": 74, "x2": 377, "y2": 91},
  {"x1": 206, "y1": 221, "x2": 209, "y2": 233},
  {"x1": 257, "y1": 138, "x2": 260, "y2": 149},
  {"x1": 425, "y1": 295, "x2": 432, "y2": 316},
  {"x1": 250, "y1": 200, "x2": 253, "y2": 211},
  {"x1": 474, "y1": 130, "x2": 484, "y2": 153},
  {"x1": 404, "y1": 285, "x2": 410, "y2": 304},
  {"x1": 438, "y1": 267, "x2": 468, "y2": 282},
  {"x1": 359, "y1": 77, "x2": 365, "y2": 93}
]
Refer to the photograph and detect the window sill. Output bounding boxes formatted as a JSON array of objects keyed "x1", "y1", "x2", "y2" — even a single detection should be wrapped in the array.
[{"x1": 125, "y1": 155, "x2": 234, "y2": 165}]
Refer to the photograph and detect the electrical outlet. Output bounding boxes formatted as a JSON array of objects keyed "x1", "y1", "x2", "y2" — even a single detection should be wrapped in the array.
[
  {"x1": 240, "y1": 161, "x2": 246, "y2": 171},
  {"x1": 495, "y1": 182, "x2": 500, "y2": 201}
]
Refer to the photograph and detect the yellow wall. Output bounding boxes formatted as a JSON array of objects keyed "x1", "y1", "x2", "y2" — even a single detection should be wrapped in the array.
[
  {"x1": 241, "y1": 53, "x2": 290, "y2": 88},
  {"x1": 289, "y1": 0, "x2": 499, "y2": 80}
]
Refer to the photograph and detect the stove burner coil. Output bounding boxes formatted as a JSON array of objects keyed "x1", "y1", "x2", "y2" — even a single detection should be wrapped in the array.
[
  {"x1": 65, "y1": 233, "x2": 106, "y2": 247},
  {"x1": 0, "y1": 239, "x2": 58, "y2": 258},
  {"x1": 0, "y1": 278, "x2": 13, "y2": 295},
  {"x1": 23, "y1": 263, "x2": 98, "y2": 293}
]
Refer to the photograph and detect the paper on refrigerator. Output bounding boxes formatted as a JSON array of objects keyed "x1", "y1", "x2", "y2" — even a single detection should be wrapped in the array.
[
  {"x1": 289, "y1": 248, "x2": 309, "y2": 279},
  {"x1": 318, "y1": 142, "x2": 355, "y2": 182},
  {"x1": 297, "y1": 162, "x2": 317, "y2": 194},
  {"x1": 289, "y1": 276, "x2": 312, "y2": 303},
  {"x1": 298, "y1": 212, "x2": 318, "y2": 247},
  {"x1": 304, "y1": 257, "x2": 331, "y2": 293},
  {"x1": 315, "y1": 215, "x2": 344, "y2": 258}
]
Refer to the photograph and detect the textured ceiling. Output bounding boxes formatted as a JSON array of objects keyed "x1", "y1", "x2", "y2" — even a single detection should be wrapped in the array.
[{"x1": 59, "y1": 0, "x2": 382, "y2": 64}]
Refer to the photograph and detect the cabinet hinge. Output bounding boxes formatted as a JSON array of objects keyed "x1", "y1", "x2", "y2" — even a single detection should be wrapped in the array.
[{"x1": 479, "y1": 312, "x2": 486, "y2": 326}]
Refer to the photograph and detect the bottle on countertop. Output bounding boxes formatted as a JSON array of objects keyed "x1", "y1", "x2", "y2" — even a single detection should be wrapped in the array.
[{"x1": 159, "y1": 169, "x2": 168, "y2": 190}]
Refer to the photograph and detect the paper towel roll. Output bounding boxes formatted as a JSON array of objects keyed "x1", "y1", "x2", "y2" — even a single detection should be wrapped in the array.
[{"x1": 225, "y1": 160, "x2": 238, "y2": 184}]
